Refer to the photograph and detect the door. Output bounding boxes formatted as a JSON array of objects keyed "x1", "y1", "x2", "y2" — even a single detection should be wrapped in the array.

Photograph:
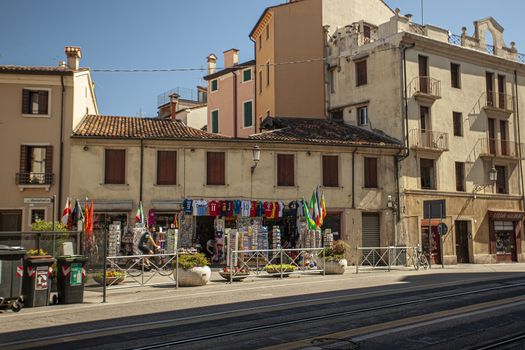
[
  {"x1": 420, "y1": 106, "x2": 431, "y2": 147},
  {"x1": 455, "y1": 221, "x2": 470, "y2": 263},
  {"x1": 494, "y1": 221, "x2": 517, "y2": 262},
  {"x1": 498, "y1": 75, "x2": 506, "y2": 109},
  {"x1": 488, "y1": 118, "x2": 496, "y2": 154},
  {"x1": 422, "y1": 226, "x2": 441, "y2": 264},
  {"x1": 419, "y1": 55, "x2": 429, "y2": 93},
  {"x1": 500, "y1": 120, "x2": 508, "y2": 156},
  {"x1": 486, "y1": 72, "x2": 495, "y2": 106},
  {"x1": 0, "y1": 210, "x2": 22, "y2": 231},
  {"x1": 362, "y1": 213, "x2": 381, "y2": 265}
]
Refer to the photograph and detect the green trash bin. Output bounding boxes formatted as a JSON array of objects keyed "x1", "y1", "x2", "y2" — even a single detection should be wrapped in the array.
[
  {"x1": 22, "y1": 256, "x2": 55, "y2": 307},
  {"x1": 0, "y1": 245, "x2": 26, "y2": 312},
  {"x1": 56, "y1": 256, "x2": 88, "y2": 304}
]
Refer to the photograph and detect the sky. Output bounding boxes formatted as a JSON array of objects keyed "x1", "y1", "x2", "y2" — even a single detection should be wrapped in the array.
[{"x1": 1, "y1": 1, "x2": 523, "y2": 117}]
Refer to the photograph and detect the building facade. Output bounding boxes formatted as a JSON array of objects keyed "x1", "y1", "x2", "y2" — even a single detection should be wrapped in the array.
[
  {"x1": 0, "y1": 47, "x2": 98, "y2": 231},
  {"x1": 328, "y1": 13, "x2": 525, "y2": 263}
]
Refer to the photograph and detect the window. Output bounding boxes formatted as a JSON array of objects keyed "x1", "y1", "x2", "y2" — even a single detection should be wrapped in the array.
[
  {"x1": 242, "y1": 68, "x2": 252, "y2": 82},
  {"x1": 259, "y1": 70, "x2": 263, "y2": 94},
  {"x1": 243, "y1": 101, "x2": 253, "y2": 128},
  {"x1": 451, "y1": 63, "x2": 461, "y2": 88},
  {"x1": 455, "y1": 162, "x2": 465, "y2": 192},
  {"x1": 22, "y1": 89, "x2": 49, "y2": 115},
  {"x1": 364, "y1": 157, "x2": 378, "y2": 188},
  {"x1": 30, "y1": 209, "x2": 45, "y2": 224},
  {"x1": 211, "y1": 79, "x2": 218, "y2": 92},
  {"x1": 266, "y1": 62, "x2": 270, "y2": 86},
  {"x1": 329, "y1": 69, "x2": 336, "y2": 94},
  {"x1": 363, "y1": 25, "x2": 371, "y2": 43},
  {"x1": 157, "y1": 151, "x2": 177, "y2": 185},
  {"x1": 331, "y1": 110, "x2": 343, "y2": 122},
  {"x1": 277, "y1": 154, "x2": 295, "y2": 186},
  {"x1": 321, "y1": 213, "x2": 342, "y2": 240},
  {"x1": 453, "y1": 112, "x2": 463, "y2": 136},
  {"x1": 211, "y1": 110, "x2": 219, "y2": 133},
  {"x1": 18, "y1": 145, "x2": 52, "y2": 185},
  {"x1": 322, "y1": 155, "x2": 339, "y2": 187},
  {"x1": 207, "y1": 152, "x2": 225, "y2": 185},
  {"x1": 420, "y1": 106, "x2": 429, "y2": 131},
  {"x1": 420, "y1": 158, "x2": 435, "y2": 190},
  {"x1": 259, "y1": 35, "x2": 262, "y2": 50},
  {"x1": 356, "y1": 60, "x2": 367, "y2": 86},
  {"x1": 495, "y1": 165, "x2": 507, "y2": 194},
  {"x1": 357, "y1": 106, "x2": 369, "y2": 126},
  {"x1": 105, "y1": 149, "x2": 126, "y2": 184},
  {"x1": 266, "y1": 25, "x2": 270, "y2": 40}
]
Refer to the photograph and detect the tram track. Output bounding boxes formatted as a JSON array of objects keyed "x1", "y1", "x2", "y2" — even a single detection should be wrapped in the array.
[{"x1": 472, "y1": 333, "x2": 525, "y2": 350}]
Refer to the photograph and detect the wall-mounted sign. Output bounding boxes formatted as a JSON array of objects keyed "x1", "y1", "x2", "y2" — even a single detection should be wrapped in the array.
[{"x1": 24, "y1": 198, "x2": 52, "y2": 205}]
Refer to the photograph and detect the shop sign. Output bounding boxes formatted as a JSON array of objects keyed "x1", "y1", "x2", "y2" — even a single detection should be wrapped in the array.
[
  {"x1": 35, "y1": 267, "x2": 49, "y2": 290},
  {"x1": 24, "y1": 197, "x2": 52, "y2": 205},
  {"x1": 490, "y1": 212, "x2": 525, "y2": 220},
  {"x1": 70, "y1": 263, "x2": 83, "y2": 286}
]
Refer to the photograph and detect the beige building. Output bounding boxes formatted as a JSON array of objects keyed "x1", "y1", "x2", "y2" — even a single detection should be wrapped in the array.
[
  {"x1": 249, "y1": 0, "x2": 394, "y2": 128},
  {"x1": 328, "y1": 13, "x2": 525, "y2": 263},
  {"x1": 157, "y1": 87, "x2": 208, "y2": 130},
  {"x1": 69, "y1": 115, "x2": 401, "y2": 263},
  {"x1": 0, "y1": 47, "x2": 98, "y2": 231}
]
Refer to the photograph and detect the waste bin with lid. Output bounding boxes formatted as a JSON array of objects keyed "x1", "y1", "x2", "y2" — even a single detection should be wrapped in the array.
[
  {"x1": 56, "y1": 255, "x2": 88, "y2": 304},
  {"x1": 0, "y1": 245, "x2": 26, "y2": 312},
  {"x1": 22, "y1": 256, "x2": 55, "y2": 307}
]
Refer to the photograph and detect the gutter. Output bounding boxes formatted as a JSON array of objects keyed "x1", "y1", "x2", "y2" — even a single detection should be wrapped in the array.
[
  {"x1": 249, "y1": 35, "x2": 258, "y2": 133},
  {"x1": 233, "y1": 70, "x2": 238, "y2": 138},
  {"x1": 399, "y1": 42, "x2": 415, "y2": 160},
  {"x1": 58, "y1": 75, "x2": 65, "y2": 221},
  {"x1": 514, "y1": 70, "x2": 525, "y2": 210},
  {"x1": 352, "y1": 148, "x2": 357, "y2": 209},
  {"x1": 139, "y1": 139, "x2": 144, "y2": 202}
]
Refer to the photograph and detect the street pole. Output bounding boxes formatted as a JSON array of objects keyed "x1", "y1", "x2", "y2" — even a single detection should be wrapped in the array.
[
  {"x1": 440, "y1": 202, "x2": 445, "y2": 269},
  {"x1": 51, "y1": 195, "x2": 56, "y2": 232}
]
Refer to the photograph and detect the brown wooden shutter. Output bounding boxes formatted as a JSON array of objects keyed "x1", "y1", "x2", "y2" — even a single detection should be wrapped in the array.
[
  {"x1": 19, "y1": 145, "x2": 28, "y2": 174},
  {"x1": 38, "y1": 91, "x2": 49, "y2": 115},
  {"x1": 277, "y1": 154, "x2": 295, "y2": 186},
  {"x1": 45, "y1": 146, "x2": 53, "y2": 175},
  {"x1": 22, "y1": 90, "x2": 30, "y2": 114},
  {"x1": 207, "y1": 152, "x2": 225, "y2": 185},
  {"x1": 364, "y1": 157, "x2": 378, "y2": 188},
  {"x1": 105, "y1": 149, "x2": 126, "y2": 184},
  {"x1": 322, "y1": 155, "x2": 339, "y2": 187},
  {"x1": 356, "y1": 60, "x2": 367, "y2": 86},
  {"x1": 157, "y1": 151, "x2": 177, "y2": 185}
]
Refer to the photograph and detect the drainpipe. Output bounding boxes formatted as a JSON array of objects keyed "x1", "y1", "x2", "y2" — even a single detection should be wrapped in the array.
[
  {"x1": 58, "y1": 75, "x2": 65, "y2": 220},
  {"x1": 139, "y1": 139, "x2": 144, "y2": 202},
  {"x1": 395, "y1": 152, "x2": 402, "y2": 221},
  {"x1": 514, "y1": 70, "x2": 525, "y2": 210},
  {"x1": 323, "y1": 25, "x2": 331, "y2": 119},
  {"x1": 399, "y1": 43, "x2": 415, "y2": 160},
  {"x1": 249, "y1": 36, "x2": 257, "y2": 133},
  {"x1": 352, "y1": 148, "x2": 357, "y2": 209},
  {"x1": 233, "y1": 71, "x2": 238, "y2": 138}
]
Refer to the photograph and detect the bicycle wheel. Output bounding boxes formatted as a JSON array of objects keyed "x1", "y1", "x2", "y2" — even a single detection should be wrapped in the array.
[
  {"x1": 421, "y1": 254, "x2": 430, "y2": 270},
  {"x1": 125, "y1": 259, "x2": 142, "y2": 277}
]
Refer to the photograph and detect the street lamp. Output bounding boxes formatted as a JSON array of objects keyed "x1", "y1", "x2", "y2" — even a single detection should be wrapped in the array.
[
  {"x1": 489, "y1": 166, "x2": 498, "y2": 182},
  {"x1": 387, "y1": 195, "x2": 398, "y2": 247},
  {"x1": 251, "y1": 145, "x2": 261, "y2": 174}
]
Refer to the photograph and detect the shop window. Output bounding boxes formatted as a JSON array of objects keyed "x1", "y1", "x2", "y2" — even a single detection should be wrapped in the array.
[
  {"x1": 243, "y1": 101, "x2": 253, "y2": 128},
  {"x1": 30, "y1": 209, "x2": 45, "y2": 224},
  {"x1": 357, "y1": 106, "x2": 368, "y2": 126},
  {"x1": 420, "y1": 158, "x2": 435, "y2": 190},
  {"x1": 322, "y1": 155, "x2": 339, "y2": 187},
  {"x1": 451, "y1": 63, "x2": 461, "y2": 89},
  {"x1": 277, "y1": 154, "x2": 295, "y2": 187},
  {"x1": 105, "y1": 149, "x2": 126, "y2": 184},
  {"x1": 453, "y1": 112, "x2": 463, "y2": 136},
  {"x1": 455, "y1": 162, "x2": 465, "y2": 192},
  {"x1": 356, "y1": 60, "x2": 367, "y2": 86},
  {"x1": 495, "y1": 165, "x2": 507, "y2": 194},
  {"x1": 22, "y1": 89, "x2": 49, "y2": 115},
  {"x1": 322, "y1": 213, "x2": 342, "y2": 240},
  {"x1": 211, "y1": 79, "x2": 218, "y2": 92},
  {"x1": 242, "y1": 68, "x2": 252, "y2": 82},
  {"x1": 364, "y1": 157, "x2": 378, "y2": 188},
  {"x1": 207, "y1": 152, "x2": 225, "y2": 186},
  {"x1": 157, "y1": 151, "x2": 177, "y2": 185},
  {"x1": 494, "y1": 221, "x2": 515, "y2": 255}
]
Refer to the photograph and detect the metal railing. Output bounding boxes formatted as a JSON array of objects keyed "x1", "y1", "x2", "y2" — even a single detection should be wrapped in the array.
[
  {"x1": 479, "y1": 138, "x2": 524, "y2": 158},
  {"x1": 410, "y1": 76, "x2": 441, "y2": 98},
  {"x1": 0, "y1": 231, "x2": 82, "y2": 256},
  {"x1": 485, "y1": 91, "x2": 515, "y2": 111},
  {"x1": 16, "y1": 172, "x2": 53, "y2": 185},
  {"x1": 356, "y1": 246, "x2": 418, "y2": 274},
  {"x1": 410, "y1": 129, "x2": 449, "y2": 151}
]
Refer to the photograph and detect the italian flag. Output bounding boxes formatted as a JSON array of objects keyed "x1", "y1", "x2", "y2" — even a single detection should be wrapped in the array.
[
  {"x1": 61, "y1": 197, "x2": 72, "y2": 227},
  {"x1": 135, "y1": 201, "x2": 144, "y2": 224}
]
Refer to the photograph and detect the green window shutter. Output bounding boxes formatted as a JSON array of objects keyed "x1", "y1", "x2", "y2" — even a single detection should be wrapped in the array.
[
  {"x1": 243, "y1": 69, "x2": 252, "y2": 82},
  {"x1": 211, "y1": 110, "x2": 219, "y2": 133},
  {"x1": 243, "y1": 102, "x2": 253, "y2": 127},
  {"x1": 211, "y1": 79, "x2": 218, "y2": 91}
]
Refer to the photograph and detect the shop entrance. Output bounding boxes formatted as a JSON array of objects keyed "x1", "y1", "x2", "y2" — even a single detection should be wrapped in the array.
[
  {"x1": 494, "y1": 221, "x2": 517, "y2": 263},
  {"x1": 362, "y1": 213, "x2": 380, "y2": 265},
  {"x1": 421, "y1": 225, "x2": 441, "y2": 265},
  {"x1": 0, "y1": 210, "x2": 22, "y2": 231},
  {"x1": 196, "y1": 216, "x2": 216, "y2": 259},
  {"x1": 455, "y1": 220, "x2": 470, "y2": 263}
]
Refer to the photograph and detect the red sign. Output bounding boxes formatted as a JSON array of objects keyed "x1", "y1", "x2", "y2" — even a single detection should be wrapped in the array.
[{"x1": 35, "y1": 267, "x2": 49, "y2": 290}]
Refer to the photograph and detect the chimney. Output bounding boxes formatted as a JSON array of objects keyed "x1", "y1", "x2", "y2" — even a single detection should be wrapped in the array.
[
  {"x1": 169, "y1": 93, "x2": 180, "y2": 120},
  {"x1": 223, "y1": 48, "x2": 239, "y2": 68},
  {"x1": 64, "y1": 46, "x2": 82, "y2": 70},
  {"x1": 207, "y1": 54, "x2": 217, "y2": 75}
]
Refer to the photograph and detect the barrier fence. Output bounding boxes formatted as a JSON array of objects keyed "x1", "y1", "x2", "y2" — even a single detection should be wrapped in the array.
[
  {"x1": 0, "y1": 231, "x2": 82, "y2": 257},
  {"x1": 355, "y1": 246, "x2": 419, "y2": 274}
]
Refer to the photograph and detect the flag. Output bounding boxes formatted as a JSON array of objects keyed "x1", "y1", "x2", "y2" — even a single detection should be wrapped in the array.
[
  {"x1": 315, "y1": 187, "x2": 323, "y2": 227},
  {"x1": 86, "y1": 200, "x2": 94, "y2": 233},
  {"x1": 148, "y1": 208, "x2": 155, "y2": 227},
  {"x1": 61, "y1": 197, "x2": 72, "y2": 227},
  {"x1": 71, "y1": 200, "x2": 79, "y2": 229},
  {"x1": 310, "y1": 190, "x2": 320, "y2": 228},
  {"x1": 302, "y1": 198, "x2": 317, "y2": 230},
  {"x1": 135, "y1": 201, "x2": 144, "y2": 224},
  {"x1": 321, "y1": 191, "x2": 327, "y2": 221}
]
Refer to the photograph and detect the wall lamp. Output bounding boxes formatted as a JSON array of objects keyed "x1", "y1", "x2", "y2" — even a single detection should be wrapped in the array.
[
  {"x1": 251, "y1": 145, "x2": 261, "y2": 174},
  {"x1": 489, "y1": 166, "x2": 498, "y2": 182}
]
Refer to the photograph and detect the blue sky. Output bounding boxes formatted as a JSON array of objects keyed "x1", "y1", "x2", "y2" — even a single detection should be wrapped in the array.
[{"x1": 1, "y1": 1, "x2": 522, "y2": 116}]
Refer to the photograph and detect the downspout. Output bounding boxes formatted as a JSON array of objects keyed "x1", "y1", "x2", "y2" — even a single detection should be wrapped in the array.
[
  {"x1": 249, "y1": 36, "x2": 257, "y2": 133},
  {"x1": 323, "y1": 25, "x2": 331, "y2": 119},
  {"x1": 58, "y1": 75, "x2": 65, "y2": 221},
  {"x1": 352, "y1": 148, "x2": 357, "y2": 209},
  {"x1": 233, "y1": 71, "x2": 238, "y2": 138},
  {"x1": 514, "y1": 70, "x2": 525, "y2": 210},
  {"x1": 395, "y1": 151, "x2": 402, "y2": 221},
  {"x1": 139, "y1": 139, "x2": 144, "y2": 202},
  {"x1": 400, "y1": 43, "x2": 415, "y2": 160}
]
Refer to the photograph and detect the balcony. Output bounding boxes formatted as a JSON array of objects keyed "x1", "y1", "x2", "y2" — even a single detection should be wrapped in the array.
[
  {"x1": 484, "y1": 92, "x2": 514, "y2": 117},
  {"x1": 409, "y1": 129, "x2": 449, "y2": 153},
  {"x1": 410, "y1": 76, "x2": 442, "y2": 104},
  {"x1": 16, "y1": 173, "x2": 53, "y2": 191},
  {"x1": 478, "y1": 138, "x2": 525, "y2": 160}
]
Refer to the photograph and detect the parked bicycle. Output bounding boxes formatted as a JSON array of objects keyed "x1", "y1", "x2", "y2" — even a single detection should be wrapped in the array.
[{"x1": 413, "y1": 245, "x2": 430, "y2": 271}]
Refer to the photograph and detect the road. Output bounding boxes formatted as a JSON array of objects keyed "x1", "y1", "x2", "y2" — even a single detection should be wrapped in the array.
[{"x1": 1, "y1": 266, "x2": 525, "y2": 350}]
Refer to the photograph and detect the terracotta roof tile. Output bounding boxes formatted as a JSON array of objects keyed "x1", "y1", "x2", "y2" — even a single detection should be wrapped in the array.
[
  {"x1": 0, "y1": 65, "x2": 88, "y2": 74},
  {"x1": 73, "y1": 115, "x2": 230, "y2": 140}
]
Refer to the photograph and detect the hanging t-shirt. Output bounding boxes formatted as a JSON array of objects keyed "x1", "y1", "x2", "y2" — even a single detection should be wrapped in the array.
[
  {"x1": 220, "y1": 201, "x2": 228, "y2": 217},
  {"x1": 234, "y1": 200, "x2": 242, "y2": 216},
  {"x1": 288, "y1": 200, "x2": 298, "y2": 217},
  {"x1": 226, "y1": 201, "x2": 234, "y2": 217},
  {"x1": 264, "y1": 202, "x2": 274, "y2": 218},
  {"x1": 194, "y1": 200, "x2": 208, "y2": 216},
  {"x1": 256, "y1": 201, "x2": 264, "y2": 217},
  {"x1": 241, "y1": 201, "x2": 251, "y2": 217},
  {"x1": 278, "y1": 201, "x2": 285, "y2": 218},
  {"x1": 209, "y1": 200, "x2": 220, "y2": 217},
  {"x1": 183, "y1": 199, "x2": 193, "y2": 214},
  {"x1": 250, "y1": 201, "x2": 257, "y2": 217}
]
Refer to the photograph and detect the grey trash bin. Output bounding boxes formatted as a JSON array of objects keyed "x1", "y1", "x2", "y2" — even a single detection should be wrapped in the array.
[{"x1": 0, "y1": 245, "x2": 26, "y2": 312}]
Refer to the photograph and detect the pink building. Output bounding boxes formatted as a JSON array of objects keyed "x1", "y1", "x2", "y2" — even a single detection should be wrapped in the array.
[{"x1": 203, "y1": 49, "x2": 255, "y2": 137}]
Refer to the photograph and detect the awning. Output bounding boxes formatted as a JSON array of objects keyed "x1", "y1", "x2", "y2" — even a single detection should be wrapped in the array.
[
  {"x1": 488, "y1": 209, "x2": 525, "y2": 220},
  {"x1": 79, "y1": 200, "x2": 133, "y2": 212},
  {"x1": 151, "y1": 200, "x2": 182, "y2": 211}
]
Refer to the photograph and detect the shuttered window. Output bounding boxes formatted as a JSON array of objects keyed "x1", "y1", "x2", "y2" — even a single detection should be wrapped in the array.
[
  {"x1": 243, "y1": 101, "x2": 253, "y2": 127},
  {"x1": 277, "y1": 154, "x2": 294, "y2": 187},
  {"x1": 105, "y1": 149, "x2": 126, "y2": 184},
  {"x1": 451, "y1": 63, "x2": 461, "y2": 89},
  {"x1": 356, "y1": 60, "x2": 367, "y2": 86},
  {"x1": 22, "y1": 89, "x2": 49, "y2": 115},
  {"x1": 453, "y1": 112, "x2": 463, "y2": 136},
  {"x1": 455, "y1": 162, "x2": 465, "y2": 192},
  {"x1": 211, "y1": 110, "x2": 219, "y2": 133},
  {"x1": 207, "y1": 152, "x2": 225, "y2": 185},
  {"x1": 364, "y1": 157, "x2": 378, "y2": 188},
  {"x1": 243, "y1": 69, "x2": 252, "y2": 82},
  {"x1": 322, "y1": 155, "x2": 339, "y2": 187},
  {"x1": 157, "y1": 151, "x2": 177, "y2": 185},
  {"x1": 211, "y1": 79, "x2": 218, "y2": 92}
]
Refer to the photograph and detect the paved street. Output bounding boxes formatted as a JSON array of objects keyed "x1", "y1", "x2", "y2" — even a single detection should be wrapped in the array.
[{"x1": 1, "y1": 264, "x2": 525, "y2": 349}]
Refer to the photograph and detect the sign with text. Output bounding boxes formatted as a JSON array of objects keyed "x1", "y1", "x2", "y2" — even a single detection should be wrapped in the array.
[
  {"x1": 70, "y1": 263, "x2": 82, "y2": 286},
  {"x1": 423, "y1": 200, "x2": 446, "y2": 219},
  {"x1": 35, "y1": 267, "x2": 49, "y2": 290},
  {"x1": 24, "y1": 198, "x2": 52, "y2": 205}
]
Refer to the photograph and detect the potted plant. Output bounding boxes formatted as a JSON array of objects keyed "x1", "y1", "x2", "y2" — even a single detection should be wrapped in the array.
[
  {"x1": 174, "y1": 253, "x2": 211, "y2": 287},
  {"x1": 265, "y1": 264, "x2": 296, "y2": 276},
  {"x1": 93, "y1": 270, "x2": 125, "y2": 286},
  {"x1": 219, "y1": 267, "x2": 250, "y2": 281},
  {"x1": 318, "y1": 240, "x2": 348, "y2": 274}
]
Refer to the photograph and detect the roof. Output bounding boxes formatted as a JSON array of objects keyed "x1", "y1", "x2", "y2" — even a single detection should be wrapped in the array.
[
  {"x1": 250, "y1": 117, "x2": 402, "y2": 147},
  {"x1": 73, "y1": 115, "x2": 230, "y2": 140},
  {"x1": 203, "y1": 60, "x2": 256, "y2": 81},
  {"x1": 0, "y1": 65, "x2": 89, "y2": 75}
]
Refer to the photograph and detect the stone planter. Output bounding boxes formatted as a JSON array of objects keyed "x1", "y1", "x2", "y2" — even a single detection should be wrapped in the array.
[
  {"x1": 175, "y1": 266, "x2": 211, "y2": 287},
  {"x1": 320, "y1": 259, "x2": 347, "y2": 274}
]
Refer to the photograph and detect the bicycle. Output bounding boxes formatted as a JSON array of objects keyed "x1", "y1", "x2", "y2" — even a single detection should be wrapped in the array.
[{"x1": 413, "y1": 245, "x2": 430, "y2": 271}]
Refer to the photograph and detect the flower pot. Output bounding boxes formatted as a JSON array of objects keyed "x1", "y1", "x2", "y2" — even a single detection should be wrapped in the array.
[
  {"x1": 175, "y1": 266, "x2": 211, "y2": 287},
  {"x1": 94, "y1": 275, "x2": 125, "y2": 286},
  {"x1": 320, "y1": 259, "x2": 347, "y2": 274}
]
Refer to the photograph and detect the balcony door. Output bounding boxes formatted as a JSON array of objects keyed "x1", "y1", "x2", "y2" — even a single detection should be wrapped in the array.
[
  {"x1": 420, "y1": 106, "x2": 431, "y2": 147},
  {"x1": 500, "y1": 120, "x2": 508, "y2": 156},
  {"x1": 486, "y1": 72, "x2": 495, "y2": 106},
  {"x1": 419, "y1": 55, "x2": 429, "y2": 93},
  {"x1": 488, "y1": 118, "x2": 496, "y2": 155},
  {"x1": 498, "y1": 75, "x2": 506, "y2": 109}
]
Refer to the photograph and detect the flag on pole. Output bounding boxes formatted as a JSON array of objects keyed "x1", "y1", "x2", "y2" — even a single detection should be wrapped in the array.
[
  {"x1": 135, "y1": 201, "x2": 144, "y2": 224},
  {"x1": 61, "y1": 197, "x2": 72, "y2": 227},
  {"x1": 321, "y1": 191, "x2": 327, "y2": 221},
  {"x1": 302, "y1": 198, "x2": 317, "y2": 230},
  {"x1": 86, "y1": 200, "x2": 94, "y2": 234},
  {"x1": 310, "y1": 189, "x2": 320, "y2": 228}
]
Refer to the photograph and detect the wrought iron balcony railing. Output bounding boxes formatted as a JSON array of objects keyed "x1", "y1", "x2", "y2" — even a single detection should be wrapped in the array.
[
  {"x1": 16, "y1": 173, "x2": 54, "y2": 186},
  {"x1": 410, "y1": 76, "x2": 442, "y2": 100},
  {"x1": 479, "y1": 138, "x2": 524, "y2": 159},
  {"x1": 485, "y1": 91, "x2": 515, "y2": 112},
  {"x1": 410, "y1": 129, "x2": 449, "y2": 151}
]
